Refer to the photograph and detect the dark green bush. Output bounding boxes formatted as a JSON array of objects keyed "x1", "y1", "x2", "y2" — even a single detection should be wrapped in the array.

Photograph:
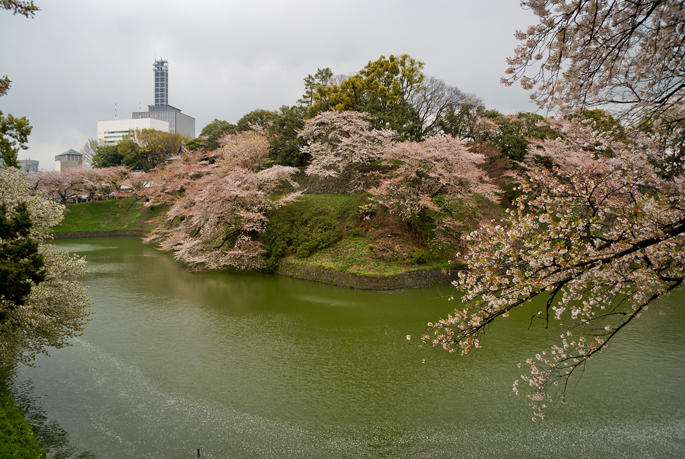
[
  {"x1": 411, "y1": 248, "x2": 429, "y2": 265},
  {"x1": 262, "y1": 195, "x2": 365, "y2": 271}
]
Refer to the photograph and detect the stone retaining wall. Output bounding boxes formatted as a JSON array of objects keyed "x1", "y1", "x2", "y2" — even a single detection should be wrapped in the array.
[
  {"x1": 277, "y1": 167, "x2": 383, "y2": 195},
  {"x1": 52, "y1": 230, "x2": 147, "y2": 239},
  {"x1": 275, "y1": 261, "x2": 460, "y2": 290}
]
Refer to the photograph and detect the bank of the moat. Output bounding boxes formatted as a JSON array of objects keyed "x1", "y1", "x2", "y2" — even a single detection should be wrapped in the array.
[
  {"x1": 52, "y1": 196, "x2": 487, "y2": 290},
  {"x1": 52, "y1": 231, "x2": 460, "y2": 290}
]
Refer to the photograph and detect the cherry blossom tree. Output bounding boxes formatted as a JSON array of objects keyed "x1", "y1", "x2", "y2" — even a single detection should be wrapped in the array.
[
  {"x1": 503, "y1": 0, "x2": 685, "y2": 127},
  {"x1": 419, "y1": 0, "x2": 685, "y2": 420},
  {"x1": 301, "y1": 111, "x2": 396, "y2": 191},
  {"x1": 27, "y1": 166, "x2": 127, "y2": 202},
  {"x1": 0, "y1": 167, "x2": 90, "y2": 366},
  {"x1": 421, "y1": 120, "x2": 685, "y2": 419},
  {"x1": 369, "y1": 135, "x2": 499, "y2": 220},
  {"x1": 142, "y1": 131, "x2": 300, "y2": 271}
]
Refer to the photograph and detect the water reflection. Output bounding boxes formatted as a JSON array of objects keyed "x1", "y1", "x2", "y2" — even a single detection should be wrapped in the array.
[{"x1": 1, "y1": 367, "x2": 95, "y2": 459}]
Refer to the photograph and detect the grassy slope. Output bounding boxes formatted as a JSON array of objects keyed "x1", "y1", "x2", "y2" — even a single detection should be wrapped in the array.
[
  {"x1": 51, "y1": 194, "x2": 505, "y2": 276},
  {"x1": 0, "y1": 391, "x2": 47, "y2": 459},
  {"x1": 51, "y1": 198, "x2": 165, "y2": 233},
  {"x1": 264, "y1": 194, "x2": 504, "y2": 276}
]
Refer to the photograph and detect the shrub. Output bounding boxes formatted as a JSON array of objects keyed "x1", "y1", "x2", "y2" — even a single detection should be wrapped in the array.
[{"x1": 411, "y1": 248, "x2": 430, "y2": 265}]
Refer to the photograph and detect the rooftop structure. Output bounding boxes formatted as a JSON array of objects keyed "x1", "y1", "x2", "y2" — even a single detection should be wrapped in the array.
[
  {"x1": 55, "y1": 149, "x2": 82, "y2": 172},
  {"x1": 154, "y1": 59, "x2": 169, "y2": 107}
]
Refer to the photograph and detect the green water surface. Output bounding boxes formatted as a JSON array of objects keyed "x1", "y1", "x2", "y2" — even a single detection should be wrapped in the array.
[{"x1": 8, "y1": 237, "x2": 685, "y2": 458}]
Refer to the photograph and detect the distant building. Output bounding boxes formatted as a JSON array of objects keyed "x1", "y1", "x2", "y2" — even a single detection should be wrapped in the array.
[
  {"x1": 55, "y1": 149, "x2": 83, "y2": 171},
  {"x1": 131, "y1": 58, "x2": 195, "y2": 139},
  {"x1": 18, "y1": 159, "x2": 39, "y2": 173},
  {"x1": 97, "y1": 118, "x2": 170, "y2": 145},
  {"x1": 96, "y1": 58, "x2": 195, "y2": 146},
  {"x1": 132, "y1": 105, "x2": 195, "y2": 139}
]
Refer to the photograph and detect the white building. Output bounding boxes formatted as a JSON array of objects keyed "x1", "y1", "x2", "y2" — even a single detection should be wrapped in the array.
[
  {"x1": 97, "y1": 118, "x2": 170, "y2": 146},
  {"x1": 132, "y1": 106, "x2": 195, "y2": 139},
  {"x1": 55, "y1": 149, "x2": 83, "y2": 171}
]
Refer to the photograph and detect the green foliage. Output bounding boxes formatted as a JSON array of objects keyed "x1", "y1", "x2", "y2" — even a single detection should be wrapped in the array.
[
  {"x1": 117, "y1": 129, "x2": 189, "y2": 172},
  {"x1": 191, "y1": 112, "x2": 308, "y2": 166},
  {"x1": 437, "y1": 100, "x2": 486, "y2": 141},
  {"x1": 91, "y1": 145, "x2": 122, "y2": 168},
  {"x1": 308, "y1": 54, "x2": 427, "y2": 140},
  {"x1": 263, "y1": 195, "x2": 364, "y2": 272},
  {"x1": 183, "y1": 137, "x2": 204, "y2": 151},
  {"x1": 411, "y1": 248, "x2": 429, "y2": 264},
  {"x1": 118, "y1": 139, "x2": 141, "y2": 169},
  {"x1": 192, "y1": 119, "x2": 238, "y2": 151},
  {"x1": 348, "y1": 227, "x2": 365, "y2": 238},
  {"x1": 295, "y1": 215, "x2": 343, "y2": 258},
  {"x1": 0, "y1": 110, "x2": 32, "y2": 168},
  {"x1": 0, "y1": 203, "x2": 44, "y2": 310},
  {"x1": 236, "y1": 109, "x2": 278, "y2": 132},
  {"x1": 297, "y1": 68, "x2": 333, "y2": 108},
  {"x1": 575, "y1": 109, "x2": 627, "y2": 142},
  {"x1": 499, "y1": 182, "x2": 523, "y2": 208},
  {"x1": 486, "y1": 111, "x2": 559, "y2": 161},
  {"x1": 266, "y1": 106, "x2": 308, "y2": 166},
  {"x1": 0, "y1": 391, "x2": 47, "y2": 459},
  {"x1": 405, "y1": 208, "x2": 440, "y2": 247}
]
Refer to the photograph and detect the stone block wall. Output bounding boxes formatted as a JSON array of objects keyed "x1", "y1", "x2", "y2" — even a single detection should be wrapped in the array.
[
  {"x1": 275, "y1": 261, "x2": 461, "y2": 290},
  {"x1": 52, "y1": 230, "x2": 147, "y2": 239}
]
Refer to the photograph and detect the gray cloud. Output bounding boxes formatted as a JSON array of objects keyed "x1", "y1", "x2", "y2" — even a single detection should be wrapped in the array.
[{"x1": 1, "y1": 0, "x2": 538, "y2": 170}]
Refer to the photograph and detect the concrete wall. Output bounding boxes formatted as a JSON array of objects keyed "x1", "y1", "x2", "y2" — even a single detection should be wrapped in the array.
[
  {"x1": 174, "y1": 112, "x2": 195, "y2": 139},
  {"x1": 276, "y1": 260, "x2": 460, "y2": 290},
  {"x1": 52, "y1": 230, "x2": 147, "y2": 239}
]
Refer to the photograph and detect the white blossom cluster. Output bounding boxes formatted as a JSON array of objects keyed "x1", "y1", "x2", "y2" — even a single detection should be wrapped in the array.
[
  {"x1": 28, "y1": 166, "x2": 128, "y2": 202},
  {"x1": 422, "y1": 120, "x2": 685, "y2": 420},
  {"x1": 369, "y1": 134, "x2": 500, "y2": 220},
  {"x1": 0, "y1": 168, "x2": 91, "y2": 365},
  {"x1": 300, "y1": 111, "x2": 396, "y2": 183}
]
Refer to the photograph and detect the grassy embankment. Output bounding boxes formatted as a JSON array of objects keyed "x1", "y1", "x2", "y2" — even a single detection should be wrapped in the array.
[
  {"x1": 51, "y1": 198, "x2": 165, "y2": 234},
  {"x1": 264, "y1": 195, "x2": 503, "y2": 276},
  {"x1": 0, "y1": 391, "x2": 47, "y2": 459},
  {"x1": 54, "y1": 195, "x2": 505, "y2": 276}
]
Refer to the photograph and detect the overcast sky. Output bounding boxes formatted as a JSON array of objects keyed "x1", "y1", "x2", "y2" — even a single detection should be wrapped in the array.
[{"x1": 2, "y1": 0, "x2": 538, "y2": 170}]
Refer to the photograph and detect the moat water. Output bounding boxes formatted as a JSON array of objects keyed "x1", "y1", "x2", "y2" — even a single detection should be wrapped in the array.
[{"x1": 6, "y1": 237, "x2": 685, "y2": 458}]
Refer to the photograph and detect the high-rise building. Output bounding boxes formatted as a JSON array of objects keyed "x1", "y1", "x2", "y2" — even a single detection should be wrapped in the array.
[{"x1": 132, "y1": 58, "x2": 195, "y2": 139}]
